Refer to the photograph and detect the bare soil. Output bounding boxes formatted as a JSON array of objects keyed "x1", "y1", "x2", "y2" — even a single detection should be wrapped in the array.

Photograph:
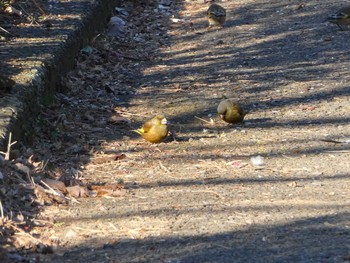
[{"x1": 3, "y1": 0, "x2": 350, "y2": 262}]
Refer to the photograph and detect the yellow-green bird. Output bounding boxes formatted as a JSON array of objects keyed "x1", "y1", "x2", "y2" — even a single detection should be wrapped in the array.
[
  {"x1": 133, "y1": 115, "x2": 168, "y2": 143},
  {"x1": 217, "y1": 99, "x2": 246, "y2": 124},
  {"x1": 207, "y1": 3, "x2": 226, "y2": 27},
  {"x1": 325, "y1": 6, "x2": 350, "y2": 30}
]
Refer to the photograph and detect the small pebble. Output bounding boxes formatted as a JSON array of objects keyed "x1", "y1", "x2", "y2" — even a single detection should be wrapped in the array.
[{"x1": 251, "y1": 155, "x2": 265, "y2": 166}]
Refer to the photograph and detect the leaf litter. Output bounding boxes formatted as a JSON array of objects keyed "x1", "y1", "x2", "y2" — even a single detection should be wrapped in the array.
[{"x1": 0, "y1": 0, "x2": 166, "y2": 259}]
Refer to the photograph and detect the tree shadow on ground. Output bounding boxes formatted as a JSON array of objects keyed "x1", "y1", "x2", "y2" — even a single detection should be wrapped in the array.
[
  {"x1": 42, "y1": 1, "x2": 350, "y2": 261},
  {"x1": 3, "y1": 0, "x2": 350, "y2": 260},
  {"x1": 45, "y1": 212, "x2": 350, "y2": 263}
]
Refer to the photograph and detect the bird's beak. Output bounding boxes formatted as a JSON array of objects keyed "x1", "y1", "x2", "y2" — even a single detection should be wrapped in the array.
[{"x1": 161, "y1": 118, "x2": 168, "y2": 125}]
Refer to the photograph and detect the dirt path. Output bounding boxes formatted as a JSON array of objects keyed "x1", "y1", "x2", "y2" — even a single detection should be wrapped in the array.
[{"x1": 30, "y1": 0, "x2": 350, "y2": 262}]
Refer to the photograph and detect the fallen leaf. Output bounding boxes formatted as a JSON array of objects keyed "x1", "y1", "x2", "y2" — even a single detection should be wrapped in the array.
[
  {"x1": 28, "y1": 155, "x2": 44, "y2": 169},
  {"x1": 14, "y1": 163, "x2": 31, "y2": 174},
  {"x1": 226, "y1": 161, "x2": 248, "y2": 168},
  {"x1": 66, "y1": 185, "x2": 89, "y2": 197},
  {"x1": 90, "y1": 184, "x2": 125, "y2": 197},
  {"x1": 42, "y1": 178, "x2": 67, "y2": 193},
  {"x1": 300, "y1": 105, "x2": 316, "y2": 111}
]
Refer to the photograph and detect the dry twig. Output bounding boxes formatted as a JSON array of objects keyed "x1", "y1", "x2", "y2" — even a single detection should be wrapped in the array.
[
  {"x1": 0, "y1": 26, "x2": 15, "y2": 36},
  {"x1": 195, "y1": 116, "x2": 215, "y2": 125},
  {"x1": 0, "y1": 200, "x2": 4, "y2": 219},
  {"x1": 158, "y1": 160, "x2": 171, "y2": 173},
  {"x1": 0, "y1": 132, "x2": 17, "y2": 160}
]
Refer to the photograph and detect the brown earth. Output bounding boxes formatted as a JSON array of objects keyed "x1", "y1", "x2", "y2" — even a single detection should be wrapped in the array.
[{"x1": 2, "y1": 0, "x2": 350, "y2": 262}]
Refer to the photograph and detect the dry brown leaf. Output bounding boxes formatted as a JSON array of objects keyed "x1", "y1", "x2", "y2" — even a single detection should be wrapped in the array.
[
  {"x1": 300, "y1": 105, "x2": 316, "y2": 111},
  {"x1": 42, "y1": 179, "x2": 67, "y2": 193},
  {"x1": 28, "y1": 155, "x2": 44, "y2": 170},
  {"x1": 34, "y1": 184, "x2": 67, "y2": 205},
  {"x1": 226, "y1": 161, "x2": 248, "y2": 169},
  {"x1": 47, "y1": 167, "x2": 64, "y2": 180},
  {"x1": 14, "y1": 163, "x2": 30, "y2": 174},
  {"x1": 66, "y1": 185, "x2": 89, "y2": 198},
  {"x1": 90, "y1": 184, "x2": 125, "y2": 197}
]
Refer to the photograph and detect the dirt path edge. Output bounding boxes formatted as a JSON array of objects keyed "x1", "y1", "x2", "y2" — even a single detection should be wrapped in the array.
[{"x1": 0, "y1": 0, "x2": 117, "y2": 149}]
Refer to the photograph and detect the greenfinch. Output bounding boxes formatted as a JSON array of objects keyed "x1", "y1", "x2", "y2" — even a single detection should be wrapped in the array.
[
  {"x1": 207, "y1": 3, "x2": 226, "y2": 27},
  {"x1": 326, "y1": 6, "x2": 350, "y2": 30},
  {"x1": 133, "y1": 115, "x2": 168, "y2": 143},
  {"x1": 217, "y1": 99, "x2": 246, "y2": 124}
]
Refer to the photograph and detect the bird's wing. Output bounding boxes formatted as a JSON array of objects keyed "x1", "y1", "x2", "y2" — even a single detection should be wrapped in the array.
[
  {"x1": 141, "y1": 121, "x2": 153, "y2": 133},
  {"x1": 132, "y1": 128, "x2": 143, "y2": 135},
  {"x1": 217, "y1": 105, "x2": 228, "y2": 115}
]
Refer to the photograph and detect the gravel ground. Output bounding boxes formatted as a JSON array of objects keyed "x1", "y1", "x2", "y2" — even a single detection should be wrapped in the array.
[{"x1": 9, "y1": 0, "x2": 350, "y2": 262}]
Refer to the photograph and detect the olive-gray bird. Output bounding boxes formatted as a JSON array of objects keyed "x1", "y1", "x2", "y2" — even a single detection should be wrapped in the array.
[
  {"x1": 207, "y1": 3, "x2": 226, "y2": 27},
  {"x1": 217, "y1": 99, "x2": 246, "y2": 124}
]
